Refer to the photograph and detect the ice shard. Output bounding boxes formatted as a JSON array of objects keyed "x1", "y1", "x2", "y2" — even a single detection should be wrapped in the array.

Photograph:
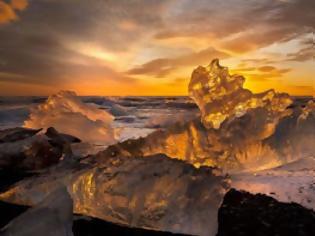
[
  {"x1": 24, "y1": 91, "x2": 116, "y2": 145},
  {"x1": 0, "y1": 187, "x2": 73, "y2": 236},
  {"x1": 0, "y1": 154, "x2": 230, "y2": 236}
]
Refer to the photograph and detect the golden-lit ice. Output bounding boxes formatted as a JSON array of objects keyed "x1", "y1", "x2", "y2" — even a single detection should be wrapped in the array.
[
  {"x1": 91, "y1": 60, "x2": 315, "y2": 173},
  {"x1": 189, "y1": 59, "x2": 292, "y2": 130},
  {"x1": 0, "y1": 154, "x2": 230, "y2": 236}
]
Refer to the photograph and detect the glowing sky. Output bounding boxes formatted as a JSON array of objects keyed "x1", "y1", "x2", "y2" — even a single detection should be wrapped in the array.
[{"x1": 0, "y1": 0, "x2": 314, "y2": 96}]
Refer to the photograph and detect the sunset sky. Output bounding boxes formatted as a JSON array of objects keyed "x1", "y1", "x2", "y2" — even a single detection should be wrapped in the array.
[{"x1": 0, "y1": 0, "x2": 314, "y2": 96}]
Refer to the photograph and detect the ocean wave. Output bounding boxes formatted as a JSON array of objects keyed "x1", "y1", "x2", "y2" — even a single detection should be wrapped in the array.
[{"x1": 24, "y1": 91, "x2": 116, "y2": 145}]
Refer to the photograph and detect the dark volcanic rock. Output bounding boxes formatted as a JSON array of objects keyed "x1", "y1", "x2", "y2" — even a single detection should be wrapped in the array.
[
  {"x1": 0, "y1": 136, "x2": 62, "y2": 172},
  {"x1": 0, "y1": 127, "x2": 82, "y2": 175},
  {"x1": 0, "y1": 201, "x2": 28, "y2": 228},
  {"x1": 0, "y1": 127, "x2": 82, "y2": 193},
  {"x1": 0, "y1": 128, "x2": 42, "y2": 143},
  {"x1": 45, "y1": 127, "x2": 81, "y2": 157},
  {"x1": 217, "y1": 189, "x2": 315, "y2": 236},
  {"x1": 0, "y1": 170, "x2": 35, "y2": 193},
  {"x1": 45, "y1": 127, "x2": 81, "y2": 144}
]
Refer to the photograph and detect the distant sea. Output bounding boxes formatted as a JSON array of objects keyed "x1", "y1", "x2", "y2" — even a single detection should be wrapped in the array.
[
  {"x1": 0, "y1": 96, "x2": 200, "y2": 140},
  {"x1": 1, "y1": 96, "x2": 313, "y2": 140}
]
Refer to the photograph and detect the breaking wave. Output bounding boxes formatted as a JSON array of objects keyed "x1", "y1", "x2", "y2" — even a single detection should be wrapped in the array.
[{"x1": 24, "y1": 91, "x2": 116, "y2": 145}]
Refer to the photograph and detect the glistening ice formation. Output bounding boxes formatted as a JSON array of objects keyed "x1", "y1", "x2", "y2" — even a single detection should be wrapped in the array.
[
  {"x1": 189, "y1": 59, "x2": 292, "y2": 131},
  {"x1": 96, "y1": 60, "x2": 314, "y2": 172},
  {"x1": 0, "y1": 154, "x2": 230, "y2": 236}
]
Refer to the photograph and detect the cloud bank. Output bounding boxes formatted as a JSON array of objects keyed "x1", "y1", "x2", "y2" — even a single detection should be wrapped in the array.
[{"x1": 0, "y1": 0, "x2": 313, "y2": 95}]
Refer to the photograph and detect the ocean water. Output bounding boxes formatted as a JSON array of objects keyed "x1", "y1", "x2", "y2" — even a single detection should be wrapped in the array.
[
  {"x1": 0, "y1": 96, "x2": 199, "y2": 140},
  {"x1": 0, "y1": 96, "x2": 311, "y2": 130}
]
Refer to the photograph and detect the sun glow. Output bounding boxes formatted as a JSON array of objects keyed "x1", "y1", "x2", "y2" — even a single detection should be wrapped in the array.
[{"x1": 66, "y1": 42, "x2": 117, "y2": 63}]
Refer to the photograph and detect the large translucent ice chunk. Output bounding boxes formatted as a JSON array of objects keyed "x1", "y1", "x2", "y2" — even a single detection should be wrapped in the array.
[
  {"x1": 1, "y1": 187, "x2": 73, "y2": 236},
  {"x1": 24, "y1": 91, "x2": 116, "y2": 145},
  {"x1": 189, "y1": 59, "x2": 292, "y2": 132},
  {"x1": 0, "y1": 154, "x2": 230, "y2": 236}
]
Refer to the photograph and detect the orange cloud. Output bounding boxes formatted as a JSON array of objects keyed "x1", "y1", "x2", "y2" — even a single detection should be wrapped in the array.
[
  {"x1": 0, "y1": 1, "x2": 17, "y2": 24},
  {"x1": 258, "y1": 66, "x2": 276, "y2": 72},
  {"x1": 11, "y1": 0, "x2": 28, "y2": 11},
  {"x1": 118, "y1": 20, "x2": 138, "y2": 31},
  {"x1": 231, "y1": 64, "x2": 292, "y2": 82},
  {"x1": 128, "y1": 47, "x2": 229, "y2": 77},
  {"x1": 0, "y1": 0, "x2": 28, "y2": 24}
]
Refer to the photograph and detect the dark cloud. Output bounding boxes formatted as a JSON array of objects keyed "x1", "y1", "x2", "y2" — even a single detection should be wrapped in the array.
[
  {"x1": 220, "y1": 27, "x2": 300, "y2": 53},
  {"x1": 286, "y1": 46, "x2": 314, "y2": 62},
  {"x1": 0, "y1": 28, "x2": 136, "y2": 85},
  {"x1": 232, "y1": 63, "x2": 292, "y2": 81},
  {"x1": 10, "y1": 0, "x2": 169, "y2": 52},
  {"x1": 286, "y1": 37, "x2": 314, "y2": 62},
  {"x1": 127, "y1": 47, "x2": 229, "y2": 77},
  {"x1": 156, "y1": 0, "x2": 315, "y2": 53},
  {"x1": 0, "y1": 0, "x2": 165, "y2": 85},
  {"x1": 0, "y1": 0, "x2": 313, "y2": 92}
]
